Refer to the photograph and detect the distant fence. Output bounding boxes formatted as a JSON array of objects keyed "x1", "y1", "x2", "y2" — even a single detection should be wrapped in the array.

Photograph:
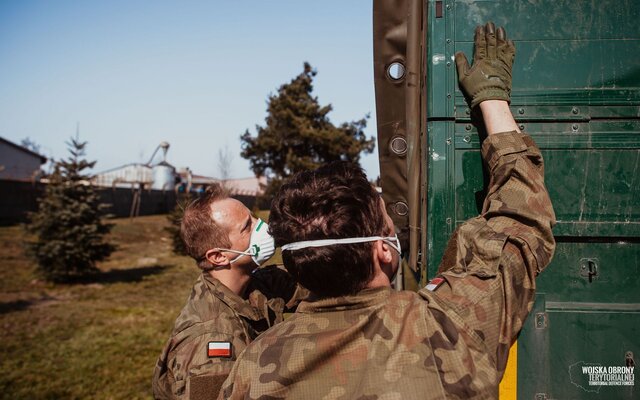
[
  {"x1": 0, "y1": 180, "x2": 257, "y2": 226},
  {"x1": 0, "y1": 181, "x2": 44, "y2": 225}
]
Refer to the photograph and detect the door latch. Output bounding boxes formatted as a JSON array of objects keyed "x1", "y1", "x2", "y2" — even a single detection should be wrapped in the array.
[{"x1": 579, "y1": 258, "x2": 598, "y2": 282}]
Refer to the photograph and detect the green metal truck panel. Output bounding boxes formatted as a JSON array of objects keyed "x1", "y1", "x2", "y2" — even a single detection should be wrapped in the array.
[{"x1": 374, "y1": 0, "x2": 639, "y2": 398}]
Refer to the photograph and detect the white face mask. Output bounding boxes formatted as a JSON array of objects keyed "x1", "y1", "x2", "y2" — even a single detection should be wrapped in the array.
[
  {"x1": 216, "y1": 219, "x2": 276, "y2": 266},
  {"x1": 281, "y1": 234, "x2": 402, "y2": 255}
]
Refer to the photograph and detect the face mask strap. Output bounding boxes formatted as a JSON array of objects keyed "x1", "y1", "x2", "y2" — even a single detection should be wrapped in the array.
[
  {"x1": 205, "y1": 247, "x2": 255, "y2": 265},
  {"x1": 382, "y1": 237, "x2": 401, "y2": 255},
  {"x1": 216, "y1": 247, "x2": 255, "y2": 256},
  {"x1": 282, "y1": 235, "x2": 401, "y2": 254}
]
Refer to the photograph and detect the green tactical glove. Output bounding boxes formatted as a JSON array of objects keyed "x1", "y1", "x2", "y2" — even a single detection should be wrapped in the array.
[{"x1": 455, "y1": 22, "x2": 515, "y2": 109}]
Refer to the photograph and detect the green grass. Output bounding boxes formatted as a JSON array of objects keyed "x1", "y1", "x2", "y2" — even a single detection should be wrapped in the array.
[{"x1": 0, "y1": 215, "x2": 200, "y2": 399}]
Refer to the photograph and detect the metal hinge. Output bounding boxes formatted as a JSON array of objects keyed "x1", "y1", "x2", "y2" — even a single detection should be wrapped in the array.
[{"x1": 535, "y1": 312, "x2": 548, "y2": 329}]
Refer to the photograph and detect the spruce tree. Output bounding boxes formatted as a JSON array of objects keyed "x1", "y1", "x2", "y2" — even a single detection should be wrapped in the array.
[
  {"x1": 241, "y1": 62, "x2": 375, "y2": 200},
  {"x1": 165, "y1": 193, "x2": 191, "y2": 256},
  {"x1": 25, "y1": 137, "x2": 115, "y2": 282}
]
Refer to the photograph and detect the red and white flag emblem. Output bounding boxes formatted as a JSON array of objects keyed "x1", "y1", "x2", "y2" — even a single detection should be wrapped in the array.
[
  {"x1": 425, "y1": 277, "x2": 445, "y2": 292},
  {"x1": 208, "y1": 342, "x2": 232, "y2": 358}
]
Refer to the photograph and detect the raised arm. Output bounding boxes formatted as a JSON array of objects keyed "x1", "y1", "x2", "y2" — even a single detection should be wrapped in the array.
[
  {"x1": 423, "y1": 22, "x2": 556, "y2": 375},
  {"x1": 479, "y1": 100, "x2": 520, "y2": 135}
]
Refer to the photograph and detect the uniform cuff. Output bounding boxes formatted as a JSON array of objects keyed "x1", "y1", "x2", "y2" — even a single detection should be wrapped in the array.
[{"x1": 481, "y1": 131, "x2": 533, "y2": 171}]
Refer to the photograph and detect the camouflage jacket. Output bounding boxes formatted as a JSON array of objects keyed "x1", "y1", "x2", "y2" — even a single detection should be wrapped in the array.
[
  {"x1": 218, "y1": 131, "x2": 556, "y2": 400},
  {"x1": 152, "y1": 265, "x2": 306, "y2": 400}
]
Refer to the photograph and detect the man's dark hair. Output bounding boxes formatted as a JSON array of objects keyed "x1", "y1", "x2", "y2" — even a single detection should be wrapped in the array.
[
  {"x1": 269, "y1": 162, "x2": 388, "y2": 298},
  {"x1": 181, "y1": 184, "x2": 231, "y2": 269}
]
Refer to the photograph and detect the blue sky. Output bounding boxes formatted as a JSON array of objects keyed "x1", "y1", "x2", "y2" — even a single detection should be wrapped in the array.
[{"x1": 0, "y1": 0, "x2": 379, "y2": 179}]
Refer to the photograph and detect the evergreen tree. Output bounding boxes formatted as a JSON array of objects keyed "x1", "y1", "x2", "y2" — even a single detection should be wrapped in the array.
[
  {"x1": 165, "y1": 193, "x2": 191, "y2": 256},
  {"x1": 241, "y1": 62, "x2": 375, "y2": 201},
  {"x1": 25, "y1": 137, "x2": 115, "y2": 282}
]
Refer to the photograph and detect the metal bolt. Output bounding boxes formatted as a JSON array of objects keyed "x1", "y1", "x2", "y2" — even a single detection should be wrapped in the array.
[
  {"x1": 518, "y1": 108, "x2": 524, "y2": 115},
  {"x1": 465, "y1": 124, "x2": 472, "y2": 131},
  {"x1": 572, "y1": 107, "x2": 579, "y2": 115},
  {"x1": 446, "y1": 61, "x2": 451, "y2": 67},
  {"x1": 445, "y1": 217, "x2": 452, "y2": 224},
  {"x1": 446, "y1": 38, "x2": 451, "y2": 43},
  {"x1": 446, "y1": 93, "x2": 451, "y2": 98},
  {"x1": 571, "y1": 124, "x2": 579, "y2": 132},
  {"x1": 519, "y1": 124, "x2": 525, "y2": 131},
  {"x1": 463, "y1": 135, "x2": 471, "y2": 143},
  {"x1": 446, "y1": 4, "x2": 451, "y2": 10},
  {"x1": 535, "y1": 313, "x2": 547, "y2": 329},
  {"x1": 465, "y1": 108, "x2": 470, "y2": 115},
  {"x1": 445, "y1": 138, "x2": 452, "y2": 145}
]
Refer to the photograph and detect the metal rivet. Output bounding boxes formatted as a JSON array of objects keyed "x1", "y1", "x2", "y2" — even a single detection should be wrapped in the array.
[
  {"x1": 518, "y1": 108, "x2": 524, "y2": 115},
  {"x1": 463, "y1": 135, "x2": 471, "y2": 143},
  {"x1": 390, "y1": 136, "x2": 408, "y2": 156},
  {"x1": 445, "y1": 217, "x2": 452, "y2": 224},
  {"x1": 572, "y1": 107, "x2": 579, "y2": 115},
  {"x1": 519, "y1": 124, "x2": 525, "y2": 131},
  {"x1": 446, "y1": 38, "x2": 451, "y2": 43},
  {"x1": 465, "y1": 124, "x2": 472, "y2": 131},
  {"x1": 446, "y1": 93, "x2": 451, "y2": 98},
  {"x1": 446, "y1": 61, "x2": 451, "y2": 67},
  {"x1": 445, "y1": 138, "x2": 452, "y2": 145},
  {"x1": 446, "y1": 4, "x2": 451, "y2": 10},
  {"x1": 394, "y1": 202, "x2": 409, "y2": 216},
  {"x1": 465, "y1": 108, "x2": 470, "y2": 115},
  {"x1": 571, "y1": 124, "x2": 579, "y2": 132}
]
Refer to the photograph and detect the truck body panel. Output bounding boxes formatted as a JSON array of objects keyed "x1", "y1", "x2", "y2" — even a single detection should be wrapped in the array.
[{"x1": 374, "y1": 0, "x2": 640, "y2": 397}]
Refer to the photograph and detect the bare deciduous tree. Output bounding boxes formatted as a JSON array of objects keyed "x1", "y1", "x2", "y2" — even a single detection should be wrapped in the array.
[{"x1": 217, "y1": 144, "x2": 233, "y2": 186}]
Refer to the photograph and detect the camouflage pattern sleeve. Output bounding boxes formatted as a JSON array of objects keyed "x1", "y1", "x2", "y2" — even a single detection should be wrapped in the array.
[
  {"x1": 427, "y1": 130, "x2": 556, "y2": 375},
  {"x1": 152, "y1": 274, "x2": 261, "y2": 400},
  {"x1": 216, "y1": 344, "x2": 254, "y2": 400},
  {"x1": 152, "y1": 271, "x2": 292, "y2": 400},
  {"x1": 152, "y1": 325, "x2": 244, "y2": 400}
]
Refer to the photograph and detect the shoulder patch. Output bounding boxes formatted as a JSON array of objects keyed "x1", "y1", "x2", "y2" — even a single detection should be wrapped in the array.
[
  {"x1": 207, "y1": 341, "x2": 232, "y2": 358},
  {"x1": 425, "y1": 277, "x2": 445, "y2": 292}
]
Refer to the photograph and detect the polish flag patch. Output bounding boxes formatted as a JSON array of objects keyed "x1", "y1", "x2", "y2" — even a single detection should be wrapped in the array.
[
  {"x1": 425, "y1": 277, "x2": 445, "y2": 292},
  {"x1": 207, "y1": 342, "x2": 232, "y2": 358}
]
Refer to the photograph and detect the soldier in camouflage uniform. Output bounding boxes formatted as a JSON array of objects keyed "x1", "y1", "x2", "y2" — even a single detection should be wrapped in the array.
[
  {"x1": 218, "y1": 23, "x2": 556, "y2": 399},
  {"x1": 152, "y1": 184, "x2": 305, "y2": 400}
]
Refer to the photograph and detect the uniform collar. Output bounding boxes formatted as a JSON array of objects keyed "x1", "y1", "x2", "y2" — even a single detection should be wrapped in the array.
[
  {"x1": 201, "y1": 272, "x2": 266, "y2": 321},
  {"x1": 297, "y1": 286, "x2": 391, "y2": 313}
]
